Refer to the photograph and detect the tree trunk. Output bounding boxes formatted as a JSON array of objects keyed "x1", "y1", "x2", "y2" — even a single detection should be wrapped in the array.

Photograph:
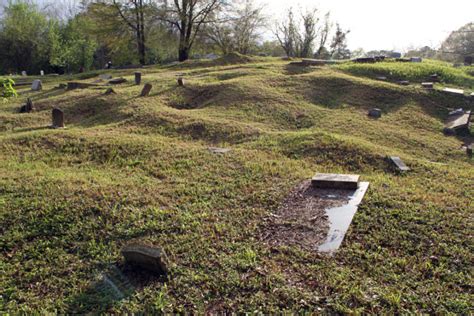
[{"x1": 179, "y1": 46, "x2": 189, "y2": 62}]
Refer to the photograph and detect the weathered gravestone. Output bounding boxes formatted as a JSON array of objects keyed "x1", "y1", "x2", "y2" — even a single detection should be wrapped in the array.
[
  {"x1": 312, "y1": 173, "x2": 360, "y2": 190},
  {"x1": 368, "y1": 108, "x2": 382, "y2": 118},
  {"x1": 104, "y1": 88, "x2": 116, "y2": 95},
  {"x1": 51, "y1": 108, "x2": 65, "y2": 128},
  {"x1": 21, "y1": 71, "x2": 27, "y2": 76},
  {"x1": 140, "y1": 83, "x2": 152, "y2": 97},
  {"x1": 430, "y1": 74, "x2": 440, "y2": 82},
  {"x1": 109, "y1": 77, "x2": 127, "y2": 84},
  {"x1": 121, "y1": 244, "x2": 168, "y2": 275},
  {"x1": 177, "y1": 78, "x2": 185, "y2": 86},
  {"x1": 398, "y1": 80, "x2": 410, "y2": 86},
  {"x1": 422, "y1": 82, "x2": 434, "y2": 89},
  {"x1": 31, "y1": 79, "x2": 42, "y2": 91},
  {"x1": 99, "y1": 74, "x2": 113, "y2": 80},
  {"x1": 135, "y1": 72, "x2": 142, "y2": 85},
  {"x1": 444, "y1": 110, "x2": 471, "y2": 135},
  {"x1": 388, "y1": 156, "x2": 410, "y2": 172},
  {"x1": 443, "y1": 88, "x2": 464, "y2": 96},
  {"x1": 19, "y1": 98, "x2": 34, "y2": 113},
  {"x1": 208, "y1": 147, "x2": 231, "y2": 154},
  {"x1": 40, "y1": 70, "x2": 44, "y2": 76}
]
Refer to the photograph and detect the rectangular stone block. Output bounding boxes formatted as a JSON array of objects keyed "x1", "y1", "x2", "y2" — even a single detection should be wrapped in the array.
[
  {"x1": 389, "y1": 156, "x2": 410, "y2": 172},
  {"x1": 443, "y1": 88, "x2": 464, "y2": 96},
  {"x1": 312, "y1": 173, "x2": 360, "y2": 190}
]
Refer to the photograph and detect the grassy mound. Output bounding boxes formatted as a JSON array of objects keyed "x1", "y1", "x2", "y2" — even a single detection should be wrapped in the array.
[{"x1": 1, "y1": 58, "x2": 473, "y2": 314}]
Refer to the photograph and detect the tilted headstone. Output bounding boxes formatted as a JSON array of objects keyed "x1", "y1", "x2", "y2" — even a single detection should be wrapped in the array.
[
  {"x1": 177, "y1": 78, "x2": 185, "y2": 86},
  {"x1": 51, "y1": 108, "x2": 65, "y2": 128},
  {"x1": 368, "y1": 108, "x2": 382, "y2": 118},
  {"x1": 422, "y1": 82, "x2": 434, "y2": 89},
  {"x1": 121, "y1": 244, "x2": 168, "y2": 275},
  {"x1": 31, "y1": 79, "x2": 42, "y2": 91},
  {"x1": 388, "y1": 156, "x2": 410, "y2": 172},
  {"x1": 135, "y1": 72, "x2": 142, "y2": 85},
  {"x1": 445, "y1": 110, "x2": 471, "y2": 135},
  {"x1": 99, "y1": 74, "x2": 113, "y2": 80},
  {"x1": 140, "y1": 83, "x2": 152, "y2": 97},
  {"x1": 312, "y1": 173, "x2": 360, "y2": 190}
]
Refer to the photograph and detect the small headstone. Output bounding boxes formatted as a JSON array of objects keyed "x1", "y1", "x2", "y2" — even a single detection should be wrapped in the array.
[
  {"x1": 21, "y1": 71, "x2": 27, "y2": 76},
  {"x1": 100, "y1": 74, "x2": 113, "y2": 80},
  {"x1": 19, "y1": 98, "x2": 34, "y2": 113},
  {"x1": 422, "y1": 82, "x2": 434, "y2": 89},
  {"x1": 135, "y1": 72, "x2": 142, "y2": 85},
  {"x1": 109, "y1": 77, "x2": 127, "y2": 84},
  {"x1": 31, "y1": 79, "x2": 42, "y2": 91},
  {"x1": 410, "y1": 57, "x2": 422, "y2": 63},
  {"x1": 376, "y1": 76, "x2": 387, "y2": 81},
  {"x1": 51, "y1": 108, "x2": 65, "y2": 128},
  {"x1": 104, "y1": 88, "x2": 116, "y2": 95},
  {"x1": 443, "y1": 88, "x2": 464, "y2": 96},
  {"x1": 177, "y1": 78, "x2": 185, "y2": 86},
  {"x1": 388, "y1": 156, "x2": 410, "y2": 172},
  {"x1": 368, "y1": 108, "x2": 382, "y2": 118},
  {"x1": 140, "y1": 83, "x2": 152, "y2": 97},
  {"x1": 121, "y1": 244, "x2": 168, "y2": 275},
  {"x1": 445, "y1": 110, "x2": 471, "y2": 134},
  {"x1": 40, "y1": 70, "x2": 44, "y2": 76},
  {"x1": 312, "y1": 173, "x2": 360, "y2": 190},
  {"x1": 430, "y1": 74, "x2": 440, "y2": 82},
  {"x1": 208, "y1": 147, "x2": 231, "y2": 154},
  {"x1": 398, "y1": 80, "x2": 410, "y2": 86}
]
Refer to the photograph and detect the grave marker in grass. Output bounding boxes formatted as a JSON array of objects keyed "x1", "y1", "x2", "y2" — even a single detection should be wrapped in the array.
[
  {"x1": 135, "y1": 72, "x2": 142, "y2": 85},
  {"x1": 312, "y1": 173, "x2": 360, "y2": 190},
  {"x1": 109, "y1": 77, "x2": 127, "y2": 84},
  {"x1": 140, "y1": 83, "x2": 152, "y2": 97},
  {"x1": 122, "y1": 244, "x2": 168, "y2": 275},
  {"x1": 208, "y1": 147, "x2": 231, "y2": 154},
  {"x1": 19, "y1": 98, "x2": 34, "y2": 113},
  {"x1": 443, "y1": 87, "x2": 464, "y2": 96},
  {"x1": 177, "y1": 78, "x2": 185, "y2": 86},
  {"x1": 388, "y1": 156, "x2": 410, "y2": 172},
  {"x1": 31, "y1": 80, "x2": 42, "y2": 91},
  {"x1": 368, "y1": 108, "x2": 382, "y2": 118},
  {"x1": 444, "y1": 110, "x2": 471, "y2": 135},
  {"x1": 422, "y1": 82, "x2": 434, "y2": 89},
  {"x1": 51, "y1": 108, "x2": 65, "y2": 128}
]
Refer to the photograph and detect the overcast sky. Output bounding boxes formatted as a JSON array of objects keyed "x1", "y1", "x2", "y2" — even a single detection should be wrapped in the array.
[{"x1": 258, "y1": 0, "x2": 474, "y2": 51}]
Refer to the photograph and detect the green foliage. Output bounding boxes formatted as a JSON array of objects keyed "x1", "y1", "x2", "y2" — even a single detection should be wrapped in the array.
[{"x1": 0, "y1": 78, "x2": 17, "y2": 99}]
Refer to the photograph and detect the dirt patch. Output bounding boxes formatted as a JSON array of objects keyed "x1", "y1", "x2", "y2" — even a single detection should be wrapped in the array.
[{"x1": 261, "y1": 180, "x2": 350, "y2": 251}]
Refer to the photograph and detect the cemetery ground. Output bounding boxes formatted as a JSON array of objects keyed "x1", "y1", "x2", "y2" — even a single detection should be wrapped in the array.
[{"x1": 0, "y1": 56, "x2": 473, "y2": 313}]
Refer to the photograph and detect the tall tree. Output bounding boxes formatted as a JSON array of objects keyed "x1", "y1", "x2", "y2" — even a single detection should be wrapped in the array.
[
  {"x1": 437, "y1": 23, "x2": 474, "y2": 62},
  {"x1": 329, "y1": 23, "x2": 350, "y2": 59},
  {"x1": 158, "y1": 0, "x2": 225, "y2": 61}
]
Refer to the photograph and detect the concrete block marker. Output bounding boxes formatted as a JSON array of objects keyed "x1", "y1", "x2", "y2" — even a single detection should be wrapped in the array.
[
  {"x1": 19, "y1": 98, "x2": 34, "y2": 113},
  {"x1": 388, "y1": 156, "x2": 410, "y2": 172},
  {"x1": 208, "y1": 147, "x2": 231, "y2": 154},
  {"x1": 140, "y1": 83, "x2": 152, "y2": 97},
  {"x1": 422, "y1": 82, "x2": 434, "y2": 89},
  {"x1": 398, "y1": 80, "x2": 410, "y2": 86},
  {"x1": 177, "y1": 77, "x2": 185, "y2": 86},
  {"x1": 443, "y1": 88, "x2": 464, "y2": 96},
  {"x1": 31, "y1": 79, "x2": 42, "y2": 91},
  {"x1": 445, "y1": 110, "x2": 471, "y2": 135},
  {"x1": 122, "y1": 244, "x2": 168, "y2": 275},
  {"x1": 109, "y1": 77, "x2": 127, "y2": 84},
  {"x1": 312, "y1": 173, "x2": 360, "y2": 190},
  {"x1": 368, "y1": 108, "x2": 382, "y2": 118},
  {"x1": 430, "y1": 74, "x2": 440, "y2": 82},
  {"x1": 135, "y1": 72, "x2": 142, "y2": 85},
  {"x1": 51, "y1": 108, "x2": 65, "y2": 129}
]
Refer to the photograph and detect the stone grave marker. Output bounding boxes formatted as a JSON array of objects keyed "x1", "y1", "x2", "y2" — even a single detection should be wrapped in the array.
[
  {"x1": 443, "y1": 88, "x2": 464, "y2": 96},
  {"x1": 40, "y1": 70, "x2": 44, "y2": 76},
  {"x1": 208, "y1": 147, "x2": 231, "y2": 154},
  {"x1": 388, "y1": 156, "x2": 410, "y2": 172},
  {"x1": 368, "y1": 108, "x2": 382, "y2": 118},
  {"x1": 430, "y1": 74, "x2": 440, "y2": 82},
  {"x1": 109, "y1": 77, "x2": 127, "y2": 84},
  {"x1": 140, "y1": 83, "x2": 152, "y2": 97},
  {"x1": 122, "y1": 244, "x2": 168, "y2": 275},
  {"x1": 21, "y1": 71, "x2": 27, "y2": 76},
  {"x1": 51, "y1": 108, "x2": 65, "y2": 128},
  {"x1": 398, "y1": 80, "x2": 410, "y2": 86},
  {"x1": 31, "y1": 79, "x2": 42, "y2": 91},
  {"x1": 312, "y1": 173, "x2": 360, "y2": 190},
  {"x1": 445, "y1": 110, "x2": 471, "y2": 135},
  {"x1": 67, "y1": 82, "x2": 100, "y2": 90},
  {"x1": 135, "y1": 72, "x2": 142, "y2": 85},
  {"x1": 422, "y1": 82, "x2": 434, "y2": 89},
  {"x1": 177, "y1": 78, "x2": 185, "y2": 86},
  {"x1": 104, "y1": 88, "x2": 116, "y2": 95},
  {"x1": 19, "y1": 98, "x2": 34, "y2": 113},
  {"x1": 100, "y1": 74, "x2": 113, "y2": 80},
  {"x1": 376, "y1": 76, "x2": 387, "y2": 81}
]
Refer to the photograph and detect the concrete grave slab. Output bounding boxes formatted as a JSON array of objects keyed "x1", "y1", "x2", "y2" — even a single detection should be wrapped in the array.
[
  {"x1": 398, "y1": 80, "x2": 410, "y2": 86},
  {"x1": 208, "y1": 147, "x2": 231, "y2": 154},
  {"x1": 443, "y1": 88, "x2": 464, "y2": 96},
  {"x1": 422, "y1": 82, "x2": 434, "y2": 89},
  {"x1": 445, "y1": 110, "x2": 471, "y2": 133},
  {"x1": 312, "y1": 173, "x2": 360, "y2": 190},
  {"x1": 122, "y1": 244, "x2": 168, "y2": 275},
  {"x1": 388, "y1": 156, "x2": 410, "y2": 172}
]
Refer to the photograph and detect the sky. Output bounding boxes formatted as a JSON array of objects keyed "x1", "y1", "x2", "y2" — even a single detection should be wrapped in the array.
[{"x1": 257, "y1": 0, "x2": 474, "y2": 52}]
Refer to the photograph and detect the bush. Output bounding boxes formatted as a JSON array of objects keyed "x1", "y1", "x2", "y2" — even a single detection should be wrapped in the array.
[{"x1": 1, "y1": 78, "x2": 18, "y2": 99}]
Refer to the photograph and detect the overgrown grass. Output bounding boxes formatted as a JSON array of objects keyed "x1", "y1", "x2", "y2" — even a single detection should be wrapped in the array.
[{"x1": 0, "y1": 58, "x2": 473, "y2": 313}]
